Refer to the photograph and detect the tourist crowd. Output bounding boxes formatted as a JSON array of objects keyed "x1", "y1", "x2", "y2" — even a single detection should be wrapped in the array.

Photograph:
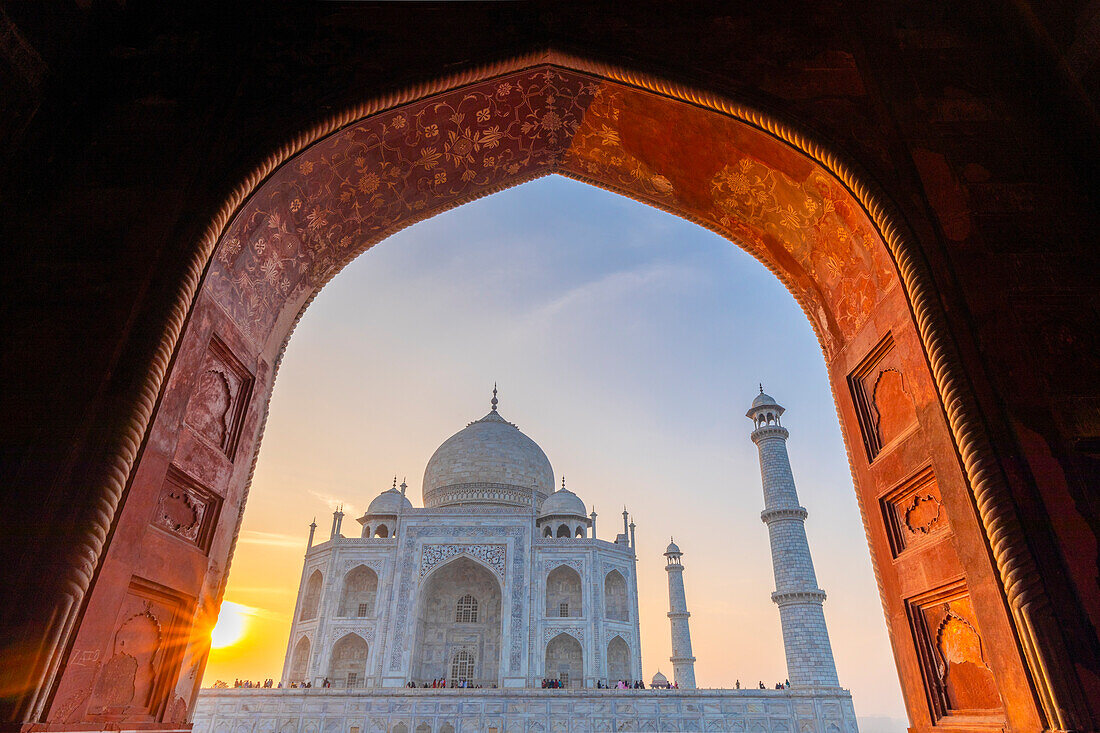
[
  {"x1": 406, "y1": 678, "x2": 493, "y2": 689},
  {"x1": 212, "y1": 676, "x2": 794, "y2": 691}
]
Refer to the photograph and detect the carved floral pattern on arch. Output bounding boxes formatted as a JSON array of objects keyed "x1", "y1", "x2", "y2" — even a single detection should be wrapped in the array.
[
  {"x1": 709, "y1": 159, "x2": 892, "y2": 344},
  {"x1": 209, "y1": 69, "x2": 599, "y2": 342},
  {"x1": 205, "y1": 66, "x2": 900, "y2": 357}
]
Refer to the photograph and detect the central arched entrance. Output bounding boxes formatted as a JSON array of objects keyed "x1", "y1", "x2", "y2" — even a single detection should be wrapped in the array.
[
  {"x1": 411, "y1": 557, "x2": 502, "y2": 687},
  {"x1": 39, "y1": 52, "x2": 1083, "y2": 732}
]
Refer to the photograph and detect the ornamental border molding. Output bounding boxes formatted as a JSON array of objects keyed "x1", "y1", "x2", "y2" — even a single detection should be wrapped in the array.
[
  {"x1": 59, "y1": 49, "x2": 1085, "y2": 727},
  {"x1": 601, "y1": 564, "x2": 630, "y2": 581},
  {"x1": 339, "y1": 558, "x2": 386, "y2": 576},
  {"x1": 543, "y1": 625, "x2": 585, "y2": 646},
  {"x1": 419, "y1": 543, "x2": 507, "y2": 580},
  {"x1": 542, "y1": 559, "x2": 584, "y2": 575},
  {"x1": 327, "y1": 625, "x2": 376, "y2": 648}
]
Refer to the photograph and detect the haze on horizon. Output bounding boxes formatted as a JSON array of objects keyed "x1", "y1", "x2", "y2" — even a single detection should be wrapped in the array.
[{"x1": 202, "y1": 175, "x2": 907, "y2": 727}]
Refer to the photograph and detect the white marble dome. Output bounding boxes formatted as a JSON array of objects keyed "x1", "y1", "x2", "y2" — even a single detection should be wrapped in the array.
[
  {"x1": 367, "y1": 486, "x2": 413, "y2": 515},
  {"x1": 539, "y1": 486, "x2": 587, "y2": 518},
  {"x1": 422, "y1": 408, "x2": 554, "y2": 509}
]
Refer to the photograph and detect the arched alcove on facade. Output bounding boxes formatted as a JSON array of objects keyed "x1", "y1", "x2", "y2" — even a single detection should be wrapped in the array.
[
  {"x1": 411, "y1": 557, "x2": 501, "y2": 686},
  {"x1": 607, "y1": 636, "x2": 630, "y2": 683},
  {"x1": 288, "y1": 636, "x2": 310, "y2": 683},
  {"x1": 338, "y1": 565, "x2": 379, "y2": 618},
  {"x1": 545, "y1": 633, "x2": 583, "y2": 688},
  {"x1": 299, "y1": 570, "x2": 323, "y2": 621},
  {"x1": 545, "y1": 565, "x2": 582, "y2": 618},
  {"x1": 604, "y1": 570, "x2": 628, "y2": 622},
  {"x1": 328, "y1": 633, "x2": 369, "y2": 687},
  {"x1": 37, "y1": 53, "x2": 1088, "y2": 732}
]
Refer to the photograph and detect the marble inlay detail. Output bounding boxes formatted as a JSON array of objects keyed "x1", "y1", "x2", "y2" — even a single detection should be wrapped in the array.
[
  {"x1": 419, "y1": 543, "x2": 506, "y2": 580},
  {"x1": 390, "y1": 526, "x2": 526, "y2": 673}
]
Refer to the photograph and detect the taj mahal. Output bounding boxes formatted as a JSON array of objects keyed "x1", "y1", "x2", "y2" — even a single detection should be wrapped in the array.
[{"x1": 193, "y1": 388, "x2": 860, "y2": 732}]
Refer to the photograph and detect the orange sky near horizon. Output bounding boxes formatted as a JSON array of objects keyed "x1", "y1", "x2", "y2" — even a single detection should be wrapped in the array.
[{"x1": 200, "y1": 176, "x2": 905, "y2": 724}]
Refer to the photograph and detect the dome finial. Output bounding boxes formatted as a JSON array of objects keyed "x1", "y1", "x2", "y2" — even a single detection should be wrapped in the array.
[
  {"x1": 392, "y1": 475, "x2": 397, "y2": 491},
  {"x1": 561, "y1": 476, "x2": 566, "y2": 492},
  {"x1": 759, "y1": 382, "x2": 764, "y2": 394},
  {"x1": 491, "y1": 382, "x2": 498, "y2": 411}
]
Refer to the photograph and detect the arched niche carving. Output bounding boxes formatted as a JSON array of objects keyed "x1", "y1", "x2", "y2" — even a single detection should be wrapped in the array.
[
  {"x1": 299, "y1": 570, "x2": 323, "y2": 621},
  {"x1": 338, "y1": 565, "x2": 379, "y2": 618},
  {"x1": 604, "y1": 570, "x2": 628, "y2": 622},
  {"x1": 288, "y1": 635, "x2": 311, "y2": 682},
  {"x1": 545, "y1": 565, "x2": 582, "y2": 618}
]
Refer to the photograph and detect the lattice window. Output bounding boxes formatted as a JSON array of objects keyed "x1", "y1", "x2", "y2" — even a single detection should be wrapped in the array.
[
  {"x1": 559, "y1": 602, "x2": 569, "y2": 618},
  {"x1": 455, "y1": 594, "x2": 478, "y2": 623},
  {"x1": 346, "y1": 672, "x2": 357, "y2": 687},
  {"x1": 558, "y1": 672, "x2": 570, "y2": 687},
  {"x1": 358, "y1": 602, "x2": 368, "y2": 617},
  {"x1": 450, "y1": 650, "x2": 475, "y2": 682}
]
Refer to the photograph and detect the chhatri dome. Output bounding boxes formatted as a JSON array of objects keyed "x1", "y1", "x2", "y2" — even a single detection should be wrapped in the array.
[
  {"x1": 366, "y1": 477, "x2": 414, "y2": 516},
  {"x1": 422, "y1": 386, "x2": 555, "y2": 509},
  {"x1": 539, "y1": 477, "x2": 587, "y2": 519}
]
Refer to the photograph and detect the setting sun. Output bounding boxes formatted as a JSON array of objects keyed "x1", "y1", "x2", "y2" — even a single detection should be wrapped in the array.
[{"x1": 210, "y1": 601, "x2": 251, "y2": 649}]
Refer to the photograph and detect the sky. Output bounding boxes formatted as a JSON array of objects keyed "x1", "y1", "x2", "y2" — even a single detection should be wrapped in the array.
[{"x1": 202, "y1": 175, "x2": 907, "y2": 730}]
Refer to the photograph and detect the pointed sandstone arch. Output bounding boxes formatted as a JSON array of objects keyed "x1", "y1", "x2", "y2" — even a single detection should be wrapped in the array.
[{"x1": 46, "y1": 52, "x2": 1078, "y2": 731}]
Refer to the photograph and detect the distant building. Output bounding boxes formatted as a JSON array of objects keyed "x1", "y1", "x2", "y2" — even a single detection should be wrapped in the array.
[
  {"x1": 281, "y1": 389, "x2": 642, "y2": 689},
  {"x1": 193, "y1": 388, "x2": 859, "y2": 732}
]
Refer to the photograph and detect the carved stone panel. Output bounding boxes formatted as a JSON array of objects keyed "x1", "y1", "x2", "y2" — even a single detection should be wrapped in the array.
[
  {"x1": 881, "y1": 467, "x2": 948, "y2": 557},
  {"x1": 87, "y1": 578, "x2": 192, "y2": 721},
  {"x1": 906, "y1": 582, "x2": 1003, "y2": 723},
  {"x1": 152, "y1": 465, "x2": 222, "y2": 553},
  {"x1": 183, "y1": 335, "x2": 253, "y2": 459},
  {"x1": 848, "y1": 333, "x2": 918, "y2": 461}
]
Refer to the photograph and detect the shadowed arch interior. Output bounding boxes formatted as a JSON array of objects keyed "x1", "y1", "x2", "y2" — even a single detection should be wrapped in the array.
[{"x1": 411, "y1": 557, "x2": 501, "y2": 686}]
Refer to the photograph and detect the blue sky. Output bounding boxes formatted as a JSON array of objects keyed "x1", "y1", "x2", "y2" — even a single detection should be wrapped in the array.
[{"x1": 209, "y1": 175, "x2": 907, "y2": 728}]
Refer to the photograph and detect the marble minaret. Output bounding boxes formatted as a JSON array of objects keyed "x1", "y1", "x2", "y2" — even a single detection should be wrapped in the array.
[
  {"x1": 664, "y1": 539, "x2": 697, "y2": 689},
  {"x1": 748, "y1": 388, "x2": 839, "y2": 687}
]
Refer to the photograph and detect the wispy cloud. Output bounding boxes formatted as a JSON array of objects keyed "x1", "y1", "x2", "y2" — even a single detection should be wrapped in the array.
[
  {"x1": 307, "y1": 489, "x2": 358, "y2": 518},
  {"x1": 237, "y1": 530, "x2": 306, "y2": 548},
  {"x1": 518, "y1": 261, "x2": 701, "y2": 330}
]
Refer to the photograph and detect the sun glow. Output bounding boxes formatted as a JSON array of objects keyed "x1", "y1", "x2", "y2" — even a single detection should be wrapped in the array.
[{"x1": 210, "y1": 601, "x2": 251, "y2": 649}]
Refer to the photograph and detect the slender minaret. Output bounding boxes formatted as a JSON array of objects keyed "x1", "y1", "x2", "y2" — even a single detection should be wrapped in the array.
[
  {"x1": 747, "y1": 387, "x2": 839, "y2": 687},
  {"x1": 307, "y1": 518, "x2": 317, "y2": 549},
  {"x1": 664, "y1": 538, "x2": 697, "y2": 689},
  {"x1": 590, "y1": 509, "x2": 597, "y2": 539}
]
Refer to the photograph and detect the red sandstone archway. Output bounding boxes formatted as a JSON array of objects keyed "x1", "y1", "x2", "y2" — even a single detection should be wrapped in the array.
[{"x1": 39, "y1": 52, "x2": 1086, "y2": 732}]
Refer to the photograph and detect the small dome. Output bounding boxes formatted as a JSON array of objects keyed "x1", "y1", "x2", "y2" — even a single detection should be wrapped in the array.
[
  {"x1": 539, "y1": 486, "x2": 587, "y2": 518},
  {"x1": 753, "y1": 391, "x2": 778, "y2": 408},
  {"x1": 367, "y1": 487, "x2": 413, "y2": 515},
  {"x1": 651, "y1": 670, "x2": 668, "y2": 685},
  {"x1": 665, "y1": 539, "x2": 681, "y2": 555},
  {"x1": 747, "y1": 387, "x2": 785, "y2": 418}
]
